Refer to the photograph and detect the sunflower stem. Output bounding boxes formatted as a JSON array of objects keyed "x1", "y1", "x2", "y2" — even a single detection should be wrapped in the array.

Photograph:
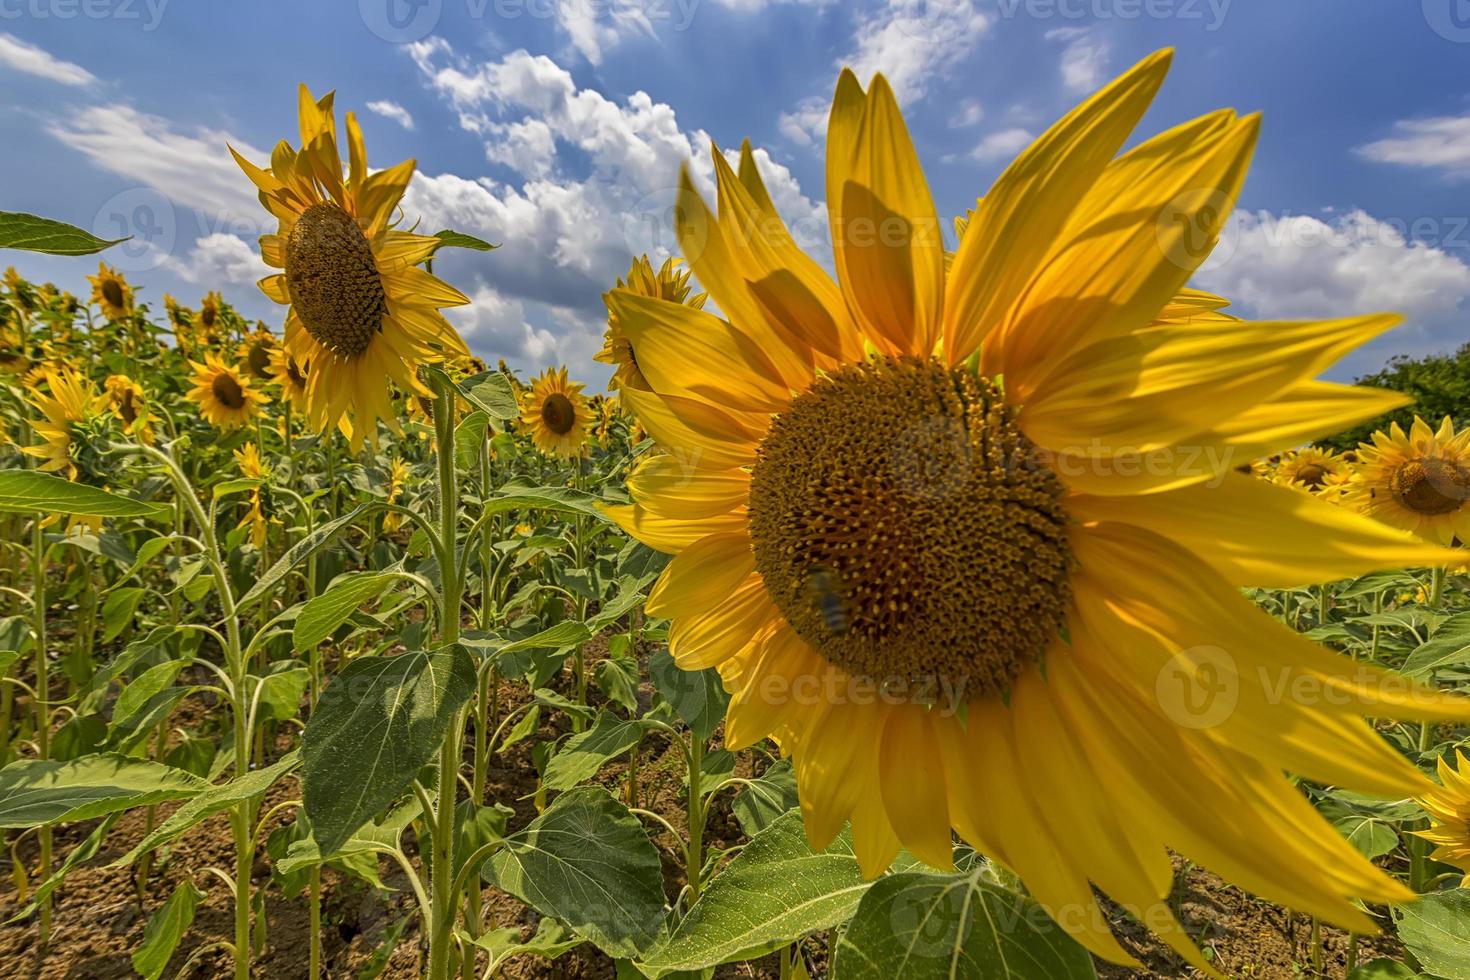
[
  {"x1": 686, "y1": 732, "x2": 705, "y2": 904},
  {"x1": 31, "y1": 519, "x2": 51, "y2": 947}
]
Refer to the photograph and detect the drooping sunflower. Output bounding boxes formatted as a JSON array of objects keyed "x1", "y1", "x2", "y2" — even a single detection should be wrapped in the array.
[
  {"x1": 87, "y1": 263, "x2": 134, "y2": 320},
  {"x1": 23, "y1": 368, "x2": 111, "y2": 480},
  {"x1": 596, "y1": 255, "x2": 705, "y2": 392},
  {"x1": 520, "y1": 366, "x2": 591, "y2": 457},
  {"x1": 1275, "y1": 446, "x2": 1349, "y2": 493},
  {"x1": 187, "y1": 354, "x2": 267, "y2": 430},
  {"x1": 1344, "y1": 416, "x2": 1470, "y2": 546},
  {"x1": 103, "y1": 374, "x2": 154, "y2": 443},
  {"x1": 1417, "y1": 750, "x2": 1470, "y2": 887},
  {"x1": 239, "y1": 324, "x2": 278, "y2": 380},
  {"x1": 603, "y1": 52, "x2": 1470, "y2": 968},
  {"x1": 233, "y1": 85, "x2": 471, "y2": 447}
]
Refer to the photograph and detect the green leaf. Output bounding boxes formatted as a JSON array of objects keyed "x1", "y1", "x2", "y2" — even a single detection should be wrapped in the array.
[
  {"x1": 6, "y1": 814, "x2": 119, "y2": 923},
  {"x1": 302, "y1": 645, "x2": 476, "y2": 854},
  {"x1": 483, "y1": 786, "x2": 665, "y2": 958},
  {"x1": 459, "y1": 371, "x2": 519, "y2": 420},
  {"x1": 117, "y1": 752, "x2": 300, "y2": 864},
  {"x1": 1404, "y1": 611, "x2": 1470, "y2": 676},
  {"x1": 1395, "y1": 889, "x2": 1470, "y2": 980},
  {"x1": 650, "y1": 649, "x2": 730, "y2": 742},
  {"x1": 831, "y1": 868, "x2": 1097, "y2": 980},
  {"x1": 732, "y1": 760, "x2": 799, "y2": 836},
  {"x1": 1332, "y1": 814, "x2": 1399, "y2": 861},
  {"x1": 469, "y1": 918, "x2": 584, "y2": 963},
  {"x1": 237, "y1": 503, "x2": 374, "y2": 613},
  {"x1": 0, "y1": 470, "x2": 166, "y2": 519},
  {"x1": 542, "y1": 711, "x2": 644, "y2": 791},
  {"x1": 253, "y1": 664, "x2": 310, "y2": 723},
  {"x1": 1346, "y1": 959, "x2": 1422, "y2": 979},
  {"x1": 100, "y1": 586, "x2": 144, "y2": 643},
  {"x1": 0, "y1": 211, "x2": 126, "y2": 255},
  {"x1": 487, "y1": 482, "x2": 611, "y2": 522},
  {"x1": 638, "y1": 811, "x2": 868, "y2": 974},
  {"x1": 293, "y1": 571, "x2": 400, "y2": 651},
  {"x1": 0, "y1": 754, "x2": 207, "y2": 827},
  {"x1": 455, "y1": 411, "x2": 491, "y2": 468},
  {"x1": 432, "y1": 229, "x2": 500, "y2": 253},
  {"x1": 131, "y1": 880, "x2": 203, "y2": 980}
]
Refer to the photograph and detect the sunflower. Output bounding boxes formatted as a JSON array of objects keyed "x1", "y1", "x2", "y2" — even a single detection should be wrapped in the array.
[
  {"x1": 187, "y1": 354, "x2": 267, "y2": 430},
  {"x1": 198, "y1": 291, "x2": 225, "y2": 345},
  {"x1": 1343, "y1": 416, "x2": 1470, "y2": 546},
  {"x1": 23, "y1": 368, "x2": 112, "y2": 480},
  {"x1": 602, "y1": 52, "x2": 1470, "y2": 968},
  {"x1": 382, "y1": 457, "x2": 411, "y2": 533},
  {"x1": 1417, "y1": 750, "x2": 1470, "y2": 887},
  {"x1": 87, "y1": 263, "x2": 133, "y2": 320},
  {"x1": 233, "y1": 442, "x2": 273, "y2": 549},
  {"x1": 1275, "y1": 447, "x2": 1348, "y2": 493},
  {"x1": 268, "y1": 345, "x2": 310, "y2": 410},
  {"x1": 103, "y1": 374, "x2": 154, "y2": 443},
  {"x1": 596, "y1": 255, "x2": 705, "y2": 391},
  {"x1": 239, "y1": 324, "x2": 277, "y2": 380},
  {"x1": 520, "y1": 366, "x2": 591, "y2": 457},
  {"x1": 233, "y1": 85, "x2": 471, "y2": 448}
]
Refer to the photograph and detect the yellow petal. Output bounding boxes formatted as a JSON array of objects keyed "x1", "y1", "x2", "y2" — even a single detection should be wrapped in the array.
[
  {"x1": 645, "y1": 533, "x2": 755, "y2": 619},
  {"x1": 878, "y1": 705, "x2": 953, "y2": 870}
]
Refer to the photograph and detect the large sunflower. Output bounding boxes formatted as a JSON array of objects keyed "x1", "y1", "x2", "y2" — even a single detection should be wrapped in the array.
[
  {"x1": 87, "y1": 263, "x2": 133, "y2": 320},
  {"x1": 233, "y1": 85, "x2": 470, "y2": 447},
  {"x1": 187, "y1": 354, "x2": 267, "y2": 430},
  {"x1": 1418, "y1": 750, "x2": 1470, "y2": 887},
  {"x1": 603, "y1": 52, "x2": 1470, "y2": 968},
  {"x1": 1344, "y1": 416, "x2": 1470, "y2": 545},
  {"x1": 520, "y1": 366, "x2": 591, "y2": 457},
  {"x1": 597, "y1": 255, "x2": 706, "y2": 392}
]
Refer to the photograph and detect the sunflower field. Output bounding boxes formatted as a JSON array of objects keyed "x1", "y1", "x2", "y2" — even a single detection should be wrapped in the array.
[{"x1": 1, "y1": 50, "x2": 1470, "y2": 980}]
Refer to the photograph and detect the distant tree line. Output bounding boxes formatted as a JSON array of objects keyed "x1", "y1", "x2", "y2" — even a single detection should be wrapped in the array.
[{"x1": 1321, "y1": 340, "x2": 1470, "y2": 451}]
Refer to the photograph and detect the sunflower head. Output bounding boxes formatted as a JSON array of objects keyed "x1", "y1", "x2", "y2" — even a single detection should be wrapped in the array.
[
  {"x1": 88, "y1": 264, "x2": 134, "y2": 320},
  {"x1": 1274, "y1": 447, "x2": 1347, "y2": 493},
  {"x1": 23, "y1": 368, "x2": 116, "y2": 481},
  {"x1": 239, "y1": 324, "x2": 278, "y2": 379},
  {"x1": 198, "y1": 291, "x2": 225, "y2": 342},
  {"x1": 597, "y1": 255, "x2": 706, "y2": 392},
  {"x1": 1418, "y1": 750, "x2": 1470, "y2": 887},
  {"x1": 268, "y1": 345, "x2": 310, "y2": 409},
  {"x1": 102, "y1": 374, "x2": 155, "y2": 442},
  {"x1": 520, "y1": 366, "x2": 590, "y2": 457},
  {"x1": 233, "y1": 83, "x2": 471, "y2": 448},
  {"x1": 187, "y1": 355, "x2": 268, "y2": 430},
  {"x1": 1345, "y1": 416, "x2": 1470, "y2": 544}
]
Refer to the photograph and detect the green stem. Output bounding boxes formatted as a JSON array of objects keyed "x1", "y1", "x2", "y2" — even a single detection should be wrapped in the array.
[
  {"x1": 686, "y1": 733, "x2": 705, "y2": 904},
  {"x1": 31, "y1": 521, "x2": 51, "y2": 945},
  {"x1": 309, "y1": 865, "x2": 322, "y2": 980}
]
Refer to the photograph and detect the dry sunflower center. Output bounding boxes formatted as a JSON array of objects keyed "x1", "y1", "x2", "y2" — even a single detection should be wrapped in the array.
[
  {"x1": 747, "y1": 356, "x2": 1073, "y2": 697},
  {"x1": 1391, "y1": 458, "x2": 1470, "y2": 516},
  {"x1": 212, "y1": 372, "x2": 246, "y2": 410},
  {"x1": 284, "y1": 202, "x2": 387, "y2": 359},
  {"x1": 541, "y1": 393, "x2": 576, "y2": 435}
]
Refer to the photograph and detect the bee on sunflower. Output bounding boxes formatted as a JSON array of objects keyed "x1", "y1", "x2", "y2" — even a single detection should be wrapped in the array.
[
  {"x1": 1417, "y1": 750, "x2": 1470, "y2": 887},
  {"x1": 187, "y1": 354, "x2": 268, "y2": 430},
  {"x1": 520, "y1": 366, "x2": 591, "y2": 457},
  {"x1": 23, "y1": 368, "x2": 115, "y2": 481},
  {"x1": 103, "y1": 374, "x2": 155, "y2": 443},
  {"x1": 87, "y1": 264, "x2": 134, "y2": 320},
  {"x1": 1274, "y1": 446, "x2": 1349, "y2": 493},
  {"x1": 602, "y1": 51, "x2": 1470, "y2": 969},
  {"x1": 1344, "y1": 416, "x2": 1470, "y2": 545},
  {"x1": 596, "y1": 255, "x2": 706, "y2": 392},
  {"x1": 232, "y1": 85, "x2": 471, "y2": 448}
]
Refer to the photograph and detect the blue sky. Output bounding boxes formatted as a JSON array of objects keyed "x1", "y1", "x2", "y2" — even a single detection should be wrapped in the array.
[{"x1": 3, "y1": 0, "x2": 1469, "y2": 383}]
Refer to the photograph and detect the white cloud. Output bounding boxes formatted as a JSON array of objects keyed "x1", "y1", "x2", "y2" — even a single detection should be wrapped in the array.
[
  {"x1": 403, "y1": 41, "x2": 827, "y2": 371},
  {"x1": 1046, "y1": 26, "x2": 1108, "y2": 93},
  {"x1": 366, "y1": 99, "x2": 415, "y2": 130},
  {"x1": 1356, "y1": 114, "x2": 1470, "y2": 180},
  {"x1": 781, "y1": 0, "x2": 992, "y2": 145},
  {"x1": 0, "y1": 33, "x2": 96, "y2": 86},
  {"x1": 447, "y1": 283, "x2": 571, "y2": 364},
  {"x1": 1194, "y1": 209, "x2": 1470, "y2": 331},
  {"x1": 160, "y1": 232, "x2": 271, "y2": 286},
  {"x1": 969, "y1": 127, "x2": 1033, "y2": 162},
  {"x1": 951, "y1": 98, "x2": 984, "y2": 127}
]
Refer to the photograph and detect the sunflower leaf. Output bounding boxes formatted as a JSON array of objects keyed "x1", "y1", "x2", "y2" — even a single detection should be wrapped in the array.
[
  {"x1": 0, "y1": 754, "x2": 207, "y2": 828},
  {"x1": 0, "y1": 470, "x2": 167, "y2": 520},
  {"x1": 432, "y1": 229, "x2": 499, "y2": 253},
  {"x1": 458, "y1": 371, "x2": 520, "y2": 420},
  {"x1": 1394, "y1": 889, "x2": 1470, "y2": 979},
  {"x1": 0, "y1": 211, "x2": 126, "y2": 255}
]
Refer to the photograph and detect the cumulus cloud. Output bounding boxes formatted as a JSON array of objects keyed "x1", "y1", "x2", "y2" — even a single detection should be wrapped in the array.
[
  {"x1": 366, "y1": 99, "x2": 415, "y2": 130},
  {"x1": 0, "y1": 33, "x2": 96, "y2": 86},
  {"x1": 1046, "y1": 26, "x2": 1109, "y2": 93},
  {"x1": 1356, "y1": 114, "x2": 1470, "y2": 180},
  {"x1": 969, "y1": 127, "x2": 1033, "y2": 162},
  {"x1": 160, "y1": 232, "x2": 271, "y2": 286}
]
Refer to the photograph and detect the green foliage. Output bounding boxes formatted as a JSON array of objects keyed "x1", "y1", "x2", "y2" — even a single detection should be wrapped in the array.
[{"x1": 1323, "y1": 341, "x2": 1470, "y2": 450}]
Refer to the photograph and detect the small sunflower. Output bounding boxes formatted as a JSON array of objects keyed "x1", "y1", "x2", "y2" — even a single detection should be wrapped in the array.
[
  {"x1": 232, "y1": 442, "x2": 273, "y2": 549},
  {"x1": 1275, "y1": 447, "x2": 1348, "y2": 493},
  {"x1": 1344, "y1": 416, "x2": 1470, "y2": 545},
  {"x1": 233, "y1": 84, "x2": 471, "y2": 448},
  {"x1": 520, "y1": 366, "x2": 591, "y2": 457},
  {"x1": 268, "y1": 346, "x2": 310, "y2": 410},
  {"x1": 603, "y1": 52, "x2": 1470, "y2": 968},
  {"x1": 597, "y1": 255, "x2": 705, "y2": 392},
  {"x1": 382, "y1": 456, "x2": 411, "y2": 533},
  {"x1": 198, "y1": 291, "x2": 225, "y2": 345},
  {"x1": 187, "y1": 354, "x2": 268, "y2": 430},
  {"x1": 23, "y1": 368, "x2": 112, "y2": 480},
  {"x1": 1417, "y1": 750, "x2": 1470, "y2": 887},
  {"x1": 239, "y1": 324, "x2": 277, "y2": 379},
  {"x1": 87, "y1": 263, "x2": 134, "y2": 320},
  {"x1": 103, "y1": 374, "x2": 154, "y2": 443}
]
